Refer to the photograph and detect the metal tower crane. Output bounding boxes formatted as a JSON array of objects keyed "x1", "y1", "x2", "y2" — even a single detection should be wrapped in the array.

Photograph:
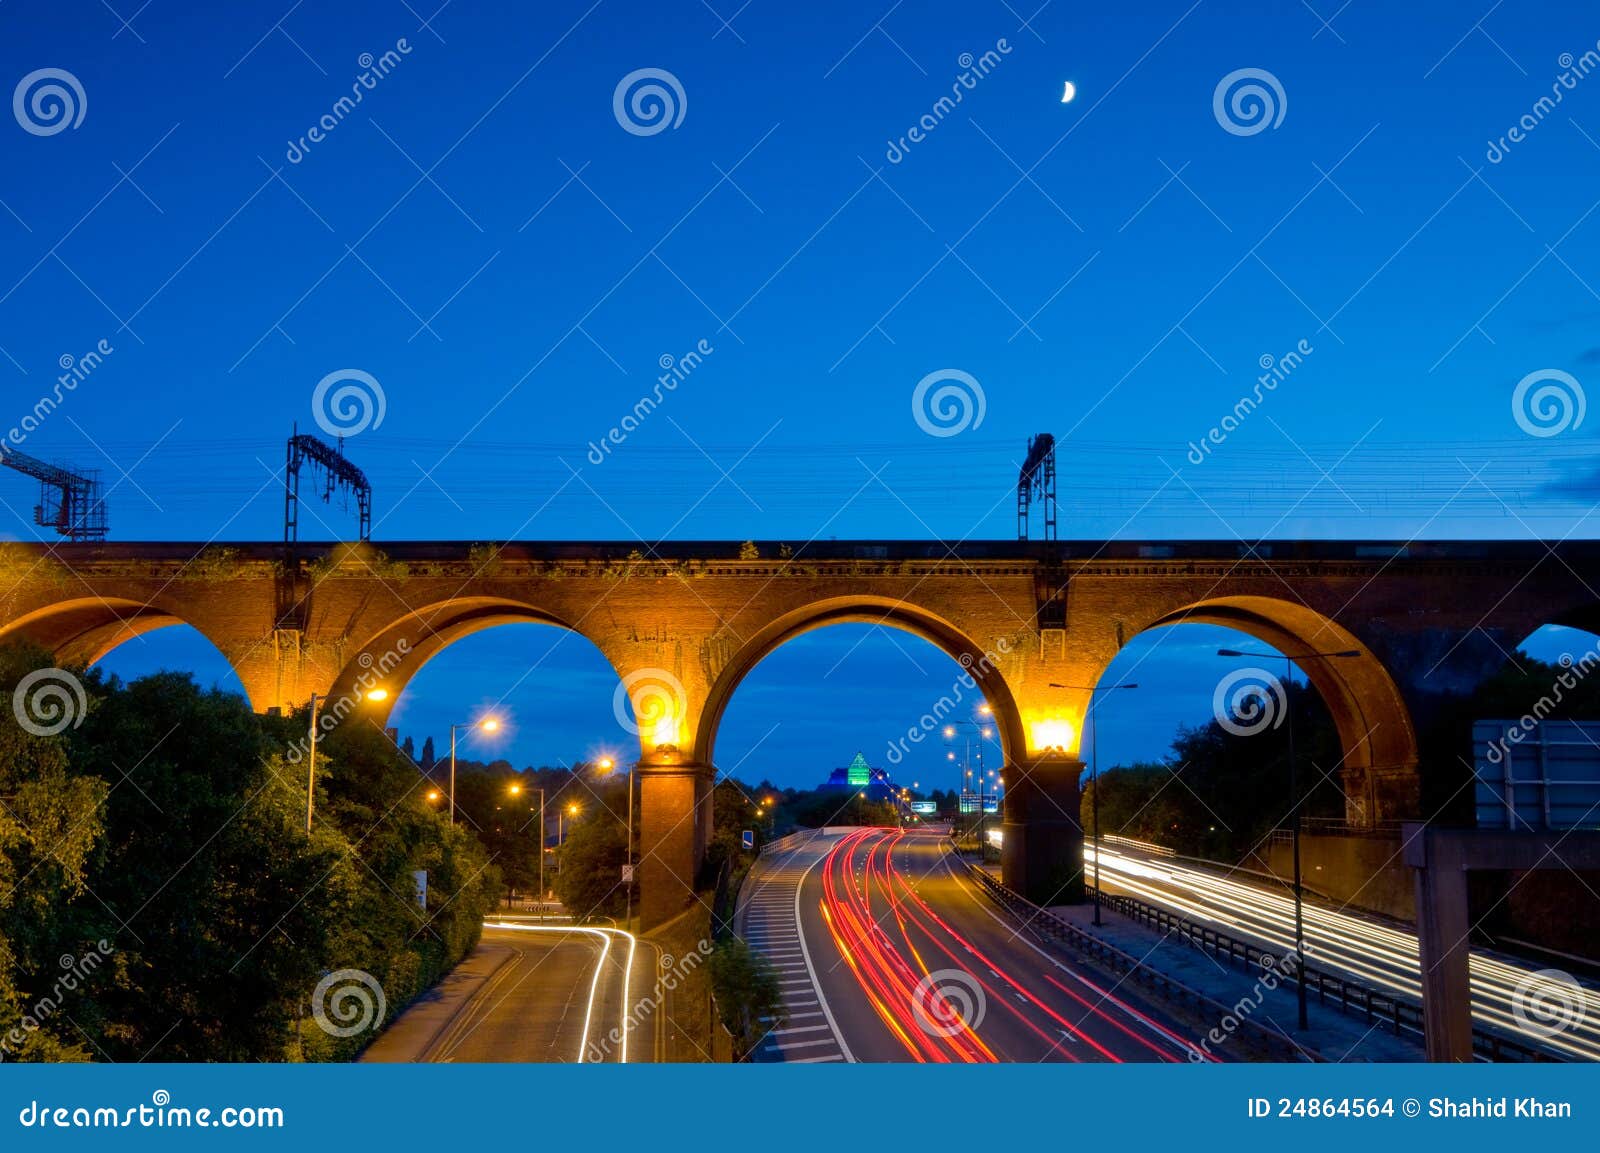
[
  {"x1": 1017, "y1": 433, "x2": 1057, "y2": 541},
  {"x1": 284, "y1": 425, "x2": 372, "y2": 543},
  {"x1": 0, "y1": 450, "x2": 107, "y2": 540}
]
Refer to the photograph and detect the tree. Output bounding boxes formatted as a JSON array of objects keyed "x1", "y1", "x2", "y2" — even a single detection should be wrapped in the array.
[
  {"x1": 554, "y1": 807, "x2": 628, "y2": 921},
  {"x1": 708, "y1": 939, "x2": 782, "y2": 1058},
  {"x1": 0, "y1": 645, "x2": 498, "y2": 1062},
  {"x1": 1083, "y1": 681, "x2": 1342, "y2": 862}
]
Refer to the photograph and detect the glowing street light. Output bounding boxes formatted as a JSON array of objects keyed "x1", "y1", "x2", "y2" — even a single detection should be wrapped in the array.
[
  {"x1": 305, "y1": 686, "x2": 391, "y2": 834},
  {"x1": 445, "y1": 716, "x2": 502, "y2": 828}
]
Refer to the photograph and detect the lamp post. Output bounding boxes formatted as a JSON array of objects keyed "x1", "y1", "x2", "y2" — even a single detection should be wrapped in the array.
[
  {"x1": 1049, "y1": 681, "x2": 1138, "y2": 926},
  {"x1": 531, "y1": 785, "x2": 546, "y2": 911},
  {"x1": 306, "y1": 687, "x2": 389, "y2": 835},
  {"x1": 595, "y1": 756, "x2": 633, "y2": 928},
  {"x1": 1216, "y1": 646, "x2": 1359, "y2": 1031},
  {"x1": 558, "y1": 802, "x2": 580, "y2": 872},
  {"x1": 944, "y1": 709, "x2": 996, "y2": 847},
  {"x1": 446, "y1": 716, "x2": 501, "y2": 828}
]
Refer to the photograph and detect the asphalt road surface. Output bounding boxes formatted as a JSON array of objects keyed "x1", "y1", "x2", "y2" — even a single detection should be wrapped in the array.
[
  {"x1": 741, "y1": 827, "x2": 1210, "y2": 1062},
  {"x1": 365, "y1": 924, "x2": 654, "y2": 1063}
]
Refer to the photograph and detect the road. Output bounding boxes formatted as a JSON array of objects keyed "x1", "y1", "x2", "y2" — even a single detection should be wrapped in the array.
[
  {"x1": 739, "y1": 827, "x2": 1210, "y2": 1062},
  {"x1": 1089, "y1": 842, "x2": 1600, "y2": 1061},
  {"x1": 362, "y1": 923, "x2": 655, "y2": 1063}
]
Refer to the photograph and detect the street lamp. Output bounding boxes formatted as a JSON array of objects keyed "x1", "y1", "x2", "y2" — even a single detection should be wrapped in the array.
[
  {"x1": 1049, "y1": 681, "x2": 1138, "y2": 927},
  {"x1": 595, "y1": 756, "x2": 636, "y2": 927},
  {"x1": 557, "y1": 801, "x2": 581, "y2": 873},
  {"x1": 446, "y1": 716, "x2": 501, "y2": 828},
  {"x1": 944, "y1": 712, "x2": 997, "y2": 844},
  {"x1": 305, "y1": 687, "x2": 389, "y2": 834},
  {"x1": 1216, "y1": 645, "x2": 1359, "y2": 1031}
]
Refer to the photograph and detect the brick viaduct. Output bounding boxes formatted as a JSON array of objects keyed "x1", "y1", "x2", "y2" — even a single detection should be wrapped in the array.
[{"x1": 1, "y1": 538, "x2": 1595, "y2": 928}]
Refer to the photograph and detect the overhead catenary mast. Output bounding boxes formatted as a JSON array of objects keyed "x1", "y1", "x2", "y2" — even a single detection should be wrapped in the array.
[
  {"x1": 0, "y1": 449, "x2": 108, "y2": 541},
  {"x1": 283, "y1": 424, "x2": 372, "y2": 543}
]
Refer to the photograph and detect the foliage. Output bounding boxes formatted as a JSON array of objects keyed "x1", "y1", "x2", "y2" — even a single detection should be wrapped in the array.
[
  {"x1": 553, "y1": 798, "x2": 629, "y2": 921},
  {"x1": 1082, "y1": 682, "x2": 1342, "y2": 862},
  {"x1": 708, "y1": 938, "x2": 782, "y2": 1059},
  {"x1": 0, "y1": 645, "x2": 495, "y2": 1063}
]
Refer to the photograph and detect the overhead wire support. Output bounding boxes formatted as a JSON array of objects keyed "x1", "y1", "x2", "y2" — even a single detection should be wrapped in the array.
[
  {"x1": 0, "y1": 448, "x2": 108, "y2": 541},
  {"x1": 1017, "y1": 433, "x2": 1057, "y2": 542},
  {"x1": 284, "y1": 423, "x2": 373, "y2": 544}
]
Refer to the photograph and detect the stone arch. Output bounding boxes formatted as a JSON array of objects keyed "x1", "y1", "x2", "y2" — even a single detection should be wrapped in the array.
[
  {"x1": 0, "y1": 596, "x2": 262, "y2": 707},
  {"x1": 694, "y1": 595, "x2": 1028, "y2": 770},
  {"x1": 1134, "y1": 595, "x2": 1420, "y2": 822},
  {"x1": 325, "y1": 596, "x2": 627, "y2": 726}
]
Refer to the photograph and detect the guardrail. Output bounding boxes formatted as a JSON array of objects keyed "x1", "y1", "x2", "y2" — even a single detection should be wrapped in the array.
[
  {"x1": 946, "y1": 847, "x2": 1312, "y2": 1062},
  {"x1": 1088, "y1": 885, "x2": 1558, "y2": 1063},
  {"x1": 759, "y1": 829, "x2": 814, "y2": 857}
]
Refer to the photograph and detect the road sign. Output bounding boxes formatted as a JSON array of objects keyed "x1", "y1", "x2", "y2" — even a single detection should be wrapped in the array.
[
  {"x1": 742, "y1": 829, "x2": 755, "y2": 850},
  {"x1": 412, "y1": 869, "x2": 427, "y2": 911},
  {"x1": 621, "y1": 864, "x2": 635, "y2": 883}
]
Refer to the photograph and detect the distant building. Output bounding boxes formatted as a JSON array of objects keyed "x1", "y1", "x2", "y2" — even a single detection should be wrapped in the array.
[{"x1": 820, "y1": 752, "x2": 898, "y2": 802}]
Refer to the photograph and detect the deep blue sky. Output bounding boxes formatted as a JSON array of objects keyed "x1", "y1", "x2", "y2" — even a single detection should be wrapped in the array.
[{"x1": 10, "y1": 1, "x2": 1600, "y2": 785}]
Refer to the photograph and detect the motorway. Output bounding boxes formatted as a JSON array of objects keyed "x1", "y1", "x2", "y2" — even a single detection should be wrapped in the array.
[
  {"x1": 1089, "y1": 843, "x2": 1600, "y2": 1061},
  {"x1": 740, "y1": 827, "x2": 1210, "y2": 1062},
  {"x1": 362, "y1": 923, "x2": 653, "y2": 1063}
]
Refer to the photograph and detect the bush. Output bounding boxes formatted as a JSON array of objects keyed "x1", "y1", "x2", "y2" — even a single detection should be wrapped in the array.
[{"x1": 708, "y1": 939, "x2": 782, "y2": 1059}]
